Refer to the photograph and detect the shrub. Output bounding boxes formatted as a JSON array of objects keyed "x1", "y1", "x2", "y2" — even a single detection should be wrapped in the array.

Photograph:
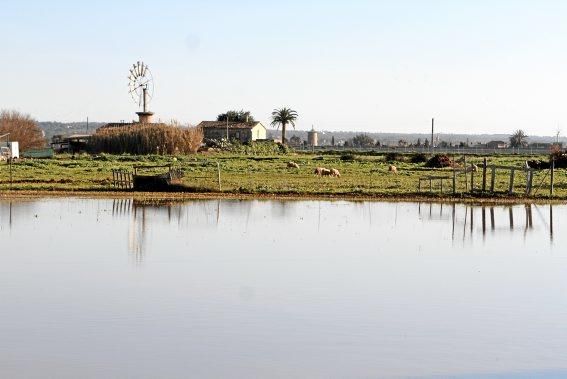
[
  {"x1": 384, "y1": 152, "x2": 402, "y2": 162},
  {"x1": 340, "y1": 153, "x2": 357, "y2": 162},
  {"x1": 425, "y1": 154, "x2": 453, "y2": 168},
  {"x1": 410, "y1": 153, "x2": 428, "y2": 163},
  {"x1": 222, "y1": 140, "x2": 288, "y2": 155},
  {"x1": 551, "y1": 150, "x2": 567, "y2": 169}
]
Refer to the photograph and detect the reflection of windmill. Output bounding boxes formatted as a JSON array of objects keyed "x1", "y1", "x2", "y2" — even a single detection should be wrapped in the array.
[{"x1": 128, "y1": 61, "x2": 155, "y2": 123}]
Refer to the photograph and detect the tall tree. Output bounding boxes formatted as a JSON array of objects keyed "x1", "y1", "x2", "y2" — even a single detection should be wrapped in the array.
[
  {"x1": 351, "y1": 133, "x2": 375, "y2": 148},
  {"x1": 509, "y1": 129, "x2": 528, "y2": 148},
  {"x1": 271, "y1": 107, "x2": 298, "y2": 144},
  {"x1": 0, "y1": 110, "x2": 45, "y2": 150},
  {"x1": 217, "y1": 110, "x2": 255, "y2": 123}
]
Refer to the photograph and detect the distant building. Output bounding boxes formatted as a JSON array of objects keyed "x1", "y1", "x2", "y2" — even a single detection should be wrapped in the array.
[
  {"x1": 51, "y1": 134, "x2": 92, "y2": 153},
  {"x1": 198, "y1": 121, "x2": 267, "y2": 144},
  {"x1": 486, "y1": 140, "x2": 508, "y2": 149},
  {"x1": 307, "y1": 127, "x2": 318, "y2": 146},
  {"x1": 529, "y1": 142, "x2": 563, "y2": 150}
]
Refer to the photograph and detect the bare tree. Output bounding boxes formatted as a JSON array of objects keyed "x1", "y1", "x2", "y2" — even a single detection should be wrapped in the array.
[
  {"x1": 0, "y1": 110, "x2": 46, "y2": 150},
  {"x1": 509, "y1": 129, "x2": 528, "y2": 148}
]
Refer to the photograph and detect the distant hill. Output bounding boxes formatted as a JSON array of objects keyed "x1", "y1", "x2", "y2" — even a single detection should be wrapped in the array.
[
  {"x1": 39, "y1": 122, "x2": 106, "y2": 142},
  {"x1": 268, "y1": 130, "x2": 567, "y2": 146}
]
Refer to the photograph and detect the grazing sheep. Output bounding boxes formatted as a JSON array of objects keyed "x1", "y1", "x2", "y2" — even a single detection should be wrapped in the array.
[
  {"x1": 388, "y1": 165, "x2": 398, "y2": 173},
  {"x1": 314, "y1": 167, "x2": 333, "y2": 176},
  {"x1": 330, "y1": 168, "x2": 341, "y2": 178},
  {"x1": 287, "y1": 161, "x2": 300, "y2": 169}
]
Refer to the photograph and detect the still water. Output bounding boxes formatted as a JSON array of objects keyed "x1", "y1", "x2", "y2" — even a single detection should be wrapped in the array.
[{"x1": 1, "y1": 198, "x2": 566, "y2": 378}]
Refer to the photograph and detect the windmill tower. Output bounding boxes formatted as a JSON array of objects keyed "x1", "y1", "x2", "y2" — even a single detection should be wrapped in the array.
[{"x1": 128, "y1": 61, "x2": 155, "y2": 123}]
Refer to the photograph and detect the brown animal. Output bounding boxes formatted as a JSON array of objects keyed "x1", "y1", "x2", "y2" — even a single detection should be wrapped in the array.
[
  {"x1": 388, "y1": 165, "x2": 398, "y2": 173},
  {"x1": 330, "y1": 168, "x2": 341, "y2": 177},
  {"x1": 287, "y1": 161, "x2": 300, "y2": 169}
]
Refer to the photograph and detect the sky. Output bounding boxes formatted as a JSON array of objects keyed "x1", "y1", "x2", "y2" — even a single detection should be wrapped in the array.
[{"x1": 2, "y1": 0, "x2": 567, "y2": 136}]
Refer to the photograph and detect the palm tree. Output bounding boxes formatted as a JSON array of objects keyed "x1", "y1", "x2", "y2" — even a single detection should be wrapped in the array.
[
  {"x1": 509, "y1": 129, "x2": 528, "y2": 148},
  {"x1": 271, "y1": 107, "x2": 298, "y2": 144}
]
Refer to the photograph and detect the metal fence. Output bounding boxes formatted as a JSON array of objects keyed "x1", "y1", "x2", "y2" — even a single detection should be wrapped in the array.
[{"x1": 295, "y1": 145, "x2": 554, "y2": 155}]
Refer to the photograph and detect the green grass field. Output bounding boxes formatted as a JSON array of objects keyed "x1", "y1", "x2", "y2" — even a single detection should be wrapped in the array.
[{"x1": 0, "y1": 152, "x2": 565, "y2": 200}]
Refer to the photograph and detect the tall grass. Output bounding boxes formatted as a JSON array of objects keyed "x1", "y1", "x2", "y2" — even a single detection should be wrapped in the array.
[{"x1": 89, "y1": 123, "x2": 203, "y2": 155}]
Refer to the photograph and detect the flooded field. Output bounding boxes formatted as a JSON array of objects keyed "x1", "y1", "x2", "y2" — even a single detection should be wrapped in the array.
[{"x1": 1, "y1": 198, "x2": 566, "y2": 378}]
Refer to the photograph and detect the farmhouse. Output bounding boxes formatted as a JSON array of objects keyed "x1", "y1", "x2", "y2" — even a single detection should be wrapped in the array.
[
  {"x1": 198, "y1": 121, "x2": 267, "y2": 144},
  {"x1": 486, "y1": 140, "x2": 508, "y2": 149}
]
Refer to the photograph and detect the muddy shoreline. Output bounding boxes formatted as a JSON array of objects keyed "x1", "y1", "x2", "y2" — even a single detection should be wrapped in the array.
[{"x1": 0, "y1": 189, "x2": 565, "y2": 205}]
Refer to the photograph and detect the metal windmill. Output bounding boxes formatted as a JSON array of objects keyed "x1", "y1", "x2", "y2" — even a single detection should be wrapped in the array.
[{"x1": 128, "y1": 61, "x2": 155, "y2": 123}]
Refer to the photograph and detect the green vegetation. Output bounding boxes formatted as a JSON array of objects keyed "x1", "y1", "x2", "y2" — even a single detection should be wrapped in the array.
[
  {"x1": 0, "y1": 150, "x2": 565, "y2": 200},
  {"x1": 271, "y1": 107, "x2": 298, "y2": 144},
  {"x1": 216, "y1": 110, "x2": 255, "y2": 123}
]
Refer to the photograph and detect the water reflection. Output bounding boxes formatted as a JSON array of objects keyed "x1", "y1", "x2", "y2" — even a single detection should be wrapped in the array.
[
  {"x1": 417, "y1": 202, "x2": 555, "y2": 244},
  {"x1": 0, "y1": 200, "x2": 40, "y2": 231},
  {"x1": 0, "y1": 198, "x2": 561, "y2": 259}
]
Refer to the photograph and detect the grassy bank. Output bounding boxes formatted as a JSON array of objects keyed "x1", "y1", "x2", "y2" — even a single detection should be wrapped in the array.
[{"x1": 0, "y1": 152, "x2": 565, "y2": 200}]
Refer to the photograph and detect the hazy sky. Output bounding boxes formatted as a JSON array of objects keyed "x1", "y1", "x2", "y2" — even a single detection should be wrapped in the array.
[{"x1": 2, "y1": 0, "x2": 567, "y2": 135}]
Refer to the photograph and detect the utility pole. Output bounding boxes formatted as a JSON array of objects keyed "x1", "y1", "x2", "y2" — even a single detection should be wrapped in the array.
[
  {"x1": 431, "y1": 118, "x2": 435, "y2": 151},
  {"x1": 86, "y1": 116, "x2": 89, "y2": 134},
  {"x1": 226, "y1": 115, "x2": 229, "y2": 140}
]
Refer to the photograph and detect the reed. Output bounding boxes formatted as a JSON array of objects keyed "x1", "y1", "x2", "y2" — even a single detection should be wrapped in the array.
[{"x1": 89, "y1": 123, "x2": 203, "y2": 155}]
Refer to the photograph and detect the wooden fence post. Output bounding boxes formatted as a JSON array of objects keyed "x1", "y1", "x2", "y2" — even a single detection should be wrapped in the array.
[
  {"x1": 508, "y1": 168, "x2": 515, "y2": 195},
  {"x1": 470, "y1": 164, "x2": 475, "y2": 192},
  {"x1": 482, "y1": 158, "x2": 487, "y2": 192},
  {"x1": 550, "y1": 159, "x2": 555, "y2": 197},
  {"x1": 490, "y1": 166, "x2": 496, "y2": 192},
  {"x1": 526, "y1": 170, "x2": 533, "y2": 196},
  {"x1": 216, "y1": 161, "x2": 222, "y2": 191},
  {"x1": 452, "y1": 169, "x2": 456, "y2": 194}
]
